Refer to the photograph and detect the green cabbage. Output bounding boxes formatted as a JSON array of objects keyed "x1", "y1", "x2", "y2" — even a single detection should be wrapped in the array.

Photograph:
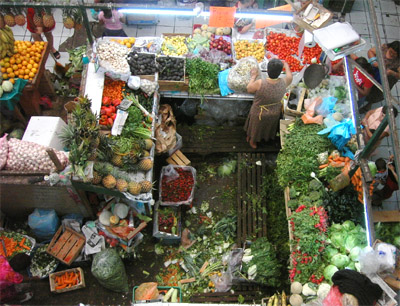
[
  {"x1": 331, "y1": 253, "x2": 350, "y2": 268},
  {"x1": 349, "y1": 246, "x2": 361, "y2": 262},
  {"x1": 342, "y1": 220, "x2": 355, "y2": 231},
  {"x1": 330, "y1": 223, "x2": 342, "y2": 232},
  {"x1": 345, "y1": 261, "x2": 356, "y2": 270},
  {"x1": 368, "y1": 162, "x2": 377, "y2": 178},
  {"x1": 331, "y1": 232, "x2": 346, "y2": 249},
  {"x1": 345, "y1": 235, "x2": 361, "y2": 252},
  {"x1": 324, "y1": 265, "x2": 339, "y2": 282},
  {"x1": 324, "y1": 246, "x2": 339, "y2": 260}
]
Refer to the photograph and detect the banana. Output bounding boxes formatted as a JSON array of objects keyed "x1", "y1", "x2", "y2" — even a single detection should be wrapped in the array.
[
  {"x1": 282, "y1": 291, "x2": 287, "y2": 306},
  {"x1": 0, "y1": 32, "x2": 7, "y2": 43}
]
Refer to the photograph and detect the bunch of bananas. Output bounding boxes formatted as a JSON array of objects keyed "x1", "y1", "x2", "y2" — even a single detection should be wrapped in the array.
[
  {"x1": 266, "y1": 291, "x2": 288, "y2": 306},
  {"x1": 0, "y1": 26, "x2": 15, "y2": 59}
]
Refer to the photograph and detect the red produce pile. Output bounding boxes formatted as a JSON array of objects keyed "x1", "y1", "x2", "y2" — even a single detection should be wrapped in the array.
[
  {"x1": 161, "y1": 168, "x2": 195, "y2": 203},
  {"x1": 210, "y1": 36, "x2": 232, "y2": 55}
]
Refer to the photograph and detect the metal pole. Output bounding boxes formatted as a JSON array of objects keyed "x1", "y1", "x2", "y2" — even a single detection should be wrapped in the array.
[
  {"x1": 366, "y1": 0, "x2": 400, "y2": 189},
  {"x1": 78, "y1": 0, "x2": 93, "y2": 46}
]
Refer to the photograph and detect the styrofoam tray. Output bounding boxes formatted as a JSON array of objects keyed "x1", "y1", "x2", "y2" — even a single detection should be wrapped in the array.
[{"x1": 313, "y1": 22, "x2": 360, "y2": 51}]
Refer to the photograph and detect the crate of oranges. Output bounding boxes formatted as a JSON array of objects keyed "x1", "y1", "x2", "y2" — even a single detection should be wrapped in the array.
[
  {"x1": 0, "y1": 40, "x2": 47, "y2": 85},
  {"x1": 232, "y1": 39, "x2": 266, "y2": 63}
]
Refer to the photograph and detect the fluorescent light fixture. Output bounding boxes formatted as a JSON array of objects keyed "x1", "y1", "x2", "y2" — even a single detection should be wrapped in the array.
[
  {"x1": 119, "y1": 8, "x2": 293, "y2": 21},
  {"x1": 119, "y1": 8, "x2": 209, "y2": 17}
]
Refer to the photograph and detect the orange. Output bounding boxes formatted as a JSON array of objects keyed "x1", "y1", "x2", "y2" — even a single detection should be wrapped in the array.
[
  {"x1": 29, "y1": 59, "x2": 34, "y2": 65},
  {"x1": 6, "y1": 68, "x2": 12, "y2": 74},
  {"x1": 12, "y1": 64, "x2": 18, "y2": 71},
  {"x1": 33, "y1": 63, "x2": 38, "y2": 68},
  {"x1": 22, "y1": 60, "x2": 28, "y2": 66},
  {"x1": 9, "y1": 78, "x2": 15, "y2": 84},
  {"x1": 16, "y1": 58, "x2": 21, "y2": 64},
  {"x1": 31, "y1": 68, "x2": 37, "y2": 73},
  {"x1": 2, "y1": 73, "x2": 8, "y2": 79},
  {"x1": 18, "y1": 74, "x2": 24, "y2": 79},
  {"x1": 24, "y1": 75, "x2": 29, "y2": 79},
  {"x1": 29, "y1": 72, "x2": 35, "y2": 78},
  {"x1": 27, "y1": 64, "x2": 33, "y2": 69},
  {"x1": 9, "y1": 58, "x2": 15, "y2": 64},
  {"x1": 4, "y1": 62, "x2": 10, "y2": 68},
  {"x1": 0, "y1": 67, "x2": 5, "y2": 73},
  {"x1": 8, "y1": 72, "x2": 15, "y2": 78},
  {"x1": 24, "y1": 69, "x2": 30, "y2": 75}
]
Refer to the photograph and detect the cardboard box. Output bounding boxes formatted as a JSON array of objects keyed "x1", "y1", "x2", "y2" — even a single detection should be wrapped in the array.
[{"x1": 22, "y1": 116, "x2": 67, "y2": 151}]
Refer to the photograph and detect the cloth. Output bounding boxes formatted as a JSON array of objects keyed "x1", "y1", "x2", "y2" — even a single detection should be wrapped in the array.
[
  {"x1": 26, "y1": 8, "x2": 55, "y2": 33},
  {"x1": 244, "y1": 78, "x2": 286, "y2": 143},
  {"x1": 98, "y1": 10, "x2": 124, "y2": 30},
  {"x1": 0, "y1": 79, "x2": 28, "y2": 111},
  {"x1": 332, "y1": 269, "x2": 383, "y2": 306},
  {"x1": 353, "y1": 68, "x2": 373, "y2": 98},
  {"x1": 0, "y1": 255, "x2": 23, "y2": 302},
  {"x1": 102, "y1": 28, "x2": 127, "y2": 37}
]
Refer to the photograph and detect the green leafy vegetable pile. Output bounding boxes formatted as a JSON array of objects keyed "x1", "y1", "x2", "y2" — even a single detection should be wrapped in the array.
[
  {"x1": 276, "y1": 119, "x2": 333, "y2": 192},
  {"x1": 186, "y1": 58, "x2": 220, "y2": 95},
  {"x1": 242, "y1": 237, "x2": 281, "y2": 287},
  {"x1": 375, "y1": 222, "x2": 400, "y2": 248}
]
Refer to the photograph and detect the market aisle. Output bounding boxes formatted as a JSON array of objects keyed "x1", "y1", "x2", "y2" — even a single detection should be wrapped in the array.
[{"x1": 17, "y1": 0, "x2": 400, "y2": 209}]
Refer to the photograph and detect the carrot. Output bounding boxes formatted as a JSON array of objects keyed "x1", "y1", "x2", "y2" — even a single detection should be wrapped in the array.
[
  {"x1": 19, "y1": 238, "x2": 26, "y2": 247},
  {"x1": 319, "y1": 164, "x2": 329, "y2": 169},
  {"x1": 56, "y1": 284, "x2": 67, "y2": 290}
]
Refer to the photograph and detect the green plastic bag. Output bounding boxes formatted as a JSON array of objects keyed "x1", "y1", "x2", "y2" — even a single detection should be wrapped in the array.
[{"x1": 91, "y1": 248, "x2": 129, "y2": 292}]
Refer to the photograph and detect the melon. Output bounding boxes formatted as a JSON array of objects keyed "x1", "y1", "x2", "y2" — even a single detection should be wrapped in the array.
[
  {"x1": 223, "y1": 27, "x2": 231, "y2": 35},
  {"x1": 193, "y1": 28, "x2": 201, "y2": 34},
  {"x1": 201, "y1": 24, "x2": 208, "y2": 31},
  {"x1": 215, "y1": 27, "x2": 224, "y2": 36}
]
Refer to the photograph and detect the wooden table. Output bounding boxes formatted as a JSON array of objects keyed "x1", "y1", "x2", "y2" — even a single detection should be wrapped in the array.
[{"x1": 19, "y1": 42, "x2": 50, "y2": 117}]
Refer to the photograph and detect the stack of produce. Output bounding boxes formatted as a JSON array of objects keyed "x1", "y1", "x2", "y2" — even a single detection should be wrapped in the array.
[
  {"x1": 1, "y1": 8, "x2": 26, "y2": 28},
  {"x1": 96, "y1": 40, "x2": 130, "y2": 75},
  {"x1": 0, "y1": 25, "x2": 15, "y2": 60},
  {"x1": 209, "y1": 36, "x2": 231, "y2": 55},
  {"x1": 29, "y1": 244, "x2": 58, "y2": 278},
  {"x1": 0, "y1": 231, "x2": 33, "y2": 258},
  {"x1": 1, "y1": 38, "x2": 45, "y2": 82},
  {"x1": 157, "y1": 207, "x2": 178, "y2": 235},
  {"x1": 128, "y1": 51, "x2": 157, "y2": 75},
  {"x1": 160, "y1": 167, "x2": 195, "y2": 204},
  {"x1": 186, "y1": 34, "x2": 210, "y2": 52},
  {"x1": 186, "y1": 58, "x2": 219, "y2": 95},
  {"x1": 100, "y1": 79, "x2": 124, "y2": 128},
  {"x1": 156, "y1": 56, "x2": 185, "y2": 81},
  {"x1": 110, "y1": 37, "x2": 136, "y2": 48},
  {"x1": 161, "y1": 36, "x2": 188, "y2": 56},
  {"x1": 62, "y1": 8, "x2": 82, "y2": 30},
  {"x1": 234, "y1": 40, "x2": 265, "y2": 62}
]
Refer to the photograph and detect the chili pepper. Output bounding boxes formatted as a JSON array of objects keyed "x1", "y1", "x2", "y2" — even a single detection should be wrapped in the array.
[{"x1": 111, "y1": 113, "x2": 117, "y2": 121}]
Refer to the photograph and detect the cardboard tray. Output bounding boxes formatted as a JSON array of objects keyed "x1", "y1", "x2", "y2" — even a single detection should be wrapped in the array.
[
  {"x1": 290, "y1": 0, "x2": 333, "y2": 33},
  {"x1": 46, "y1": 226, "x2": 85, "y2": 266},
  {"x1": 49, "y1": 267, "x2": 85, "y2": 293}
]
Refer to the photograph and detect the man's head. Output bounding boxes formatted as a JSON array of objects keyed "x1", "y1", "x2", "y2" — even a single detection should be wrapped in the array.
[
  {"x1": 375, "y1": 158, "x2": 387, "y2": 172},
  {"x1": 382, "y1": 106, "x2": 398, "y2": 117},
  {"x1": 267, "y1": 59, "x2": 283, "y2": 79}
]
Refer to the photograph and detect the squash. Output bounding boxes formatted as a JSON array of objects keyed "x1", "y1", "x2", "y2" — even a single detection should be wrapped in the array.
[
  {"x1": 215, "y1": 27, "x2": 224, "y2": 36},
  {"x1": 223, "y1": 27, "x2": 231, "y2": 35},
  {"x1": 201, "y1": 24, "x2": 208, "y2": 31},
  {"x1": 2, "y1": 80, "x2": 13, "y2": 93},
  {"x1": 207, "y1": 27, "x2": 216, "y2": 33},
  {"x1": 99, "y1": 210, "x2": 113, "y2": 226},
  {"x1": 201, "y1": 30, "x2": 208, "y2": 37},
  {"x1": 193, "y1": 28, "x2": 202, "y2": 34},
  {"x1": 110, "y1": 215, "x2": 120, "y2": 225}
]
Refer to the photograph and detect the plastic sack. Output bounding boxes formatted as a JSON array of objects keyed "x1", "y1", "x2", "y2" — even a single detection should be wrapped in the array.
[
  {"x1": 91, "y1": 248, "x2": 129, "y2": 292},
  {"x1": 323, "y1": 285, "x2": 343, "y2": 306},
  {"x1": 0, "y1": 255, "x2": 23, "y2": 291},
  {"x1": 163, "y1": 164, "x2": 179, "y2": 183},
  {"x1": 315, "y1": 96, "x2": 338, "y2": 117},
  {"x1": 318, "y1": 119, "x2": 356, "y2": 151},
  {"x1": 0, "y1": 134, "x2": 8, "y2": 170},
  {"x1": 28, "y1": 209, "x2": 59, "y2": 241},
  {"x1": 159, "y1": 165, "x2": 197, "y2": 206},
  {"x1": 180, "y1": 99, "x2": 199, "y2": 117},
  {"x1": 228, "y1": 57, "x2": 260, "y2": 93},
  {"x1": 135, "y1": 282, "x2": 159, "y2": 300},
  {"x1": 304, "y1": 96, "x2": 323, "y2": 116},
  {"x1": 127, "y1": 76, "x2": 141, "y2": 90},
  {"x1": 219, "y1": 69, "x2": 234, "y2": 96},
  {"x1": 210, "y1": 270, "x2": 232, "y2": 292},
  {"x1": 199, "y1": 99, "x2": 251, "y2": 125},
  {"x1": 301, "y1": 113, "x2": 324, "y2": 125}
]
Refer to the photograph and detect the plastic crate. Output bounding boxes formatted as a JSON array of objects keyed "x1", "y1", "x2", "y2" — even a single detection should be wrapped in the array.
[
  {"x1": 153, "y1": 201, "x2": 181, "y2": 245},
  {"x1": 132, "y1": 286, "x2": 182, "y2": 303}
]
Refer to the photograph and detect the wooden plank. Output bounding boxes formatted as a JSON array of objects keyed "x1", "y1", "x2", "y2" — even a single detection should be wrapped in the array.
[
  {"x1": 256, "y1": 153, "x2": 262, "y2": 238},
  {"x1": 246, "y1": 155, "x2": 252, "y2": 240},
  {"x1": 51, "y1": 232, "x2": 72, "y2": 255},
  {"x1": 373, "y1": 211, "x2": 400, "y2": 222},
  {"x1": 57, "y1": 235, "x2": 79, "y2": 259},
  {"x1": 64, "y1": 238, "x2": 85, "y2": 264},
  {"x1": 237, "y1": 153, "x2": 243, "y2": 245},
  {"x1": 261, "y1": 155, "x2": 267, "y2": 237},
  {"x1": 251, "y1": 154, "x2": 257, "y2": 238}
]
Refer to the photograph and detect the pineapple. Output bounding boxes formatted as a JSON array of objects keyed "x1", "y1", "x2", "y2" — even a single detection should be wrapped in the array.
[
  {"x1": 14, "y1": 10, "x2": 26, "y2": 26},
  {"x1": 144, "y1": 139, "x2": 153, "y2": 151},
  {"x1": 138, "y1": 159, "x2": 153, "y2": 172},
  {"x1": 33, "y1": 11, "x2": 43, "y2": 27},
  {"x1": 102, "y1": 174, "x2": 116, "y2": 189},
  {"x1": 92, "y1": 171, "x2": 103, "y2": 185},
  {"x1": 128, "y1": 181, "x2": 141, "y2": 195},
  {"x1": 4, "y1": 12, "x2": 16, "y2": 27},
  {"x1": 116, "y1": 179, "x2": 128, "y2": 192},
  {"x1": 140, "y1": 180, "x2": 153, "y2": 193},
  {"x1": 42, "y1": 9, "x2": 55, "y2": 28},
  {"x1": 0, "y1": 14, "x2": 5, "y2": 29},
  {"x1": 111, "y1": 154, "x2": 123, "y2": 167},
  {"x1": 87, "y1": 149, "x2": 98, "y2": 161},
  {"x1": 142, "y1": 151, "x2": 150, "y2": 158},
  {"x1": 63, "y1": 17, "x2": 74, "y2": 29}
]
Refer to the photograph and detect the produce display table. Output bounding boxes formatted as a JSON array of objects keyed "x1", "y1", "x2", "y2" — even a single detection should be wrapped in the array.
[
  {"x1": 19, "y1": 42, "x2": 50, "y2": 117},
  {"x1": 160, "y1": 91, "x2": 255, "y2": 101}
]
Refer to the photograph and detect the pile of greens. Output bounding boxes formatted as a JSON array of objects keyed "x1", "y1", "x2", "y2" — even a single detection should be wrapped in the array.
[
  {"x1": 29, "y1": 245, "x2": 58, "y2": 278},
  {"x1": 323, "y1": 221, "x2": 367, "y2": 283},
  {"x1": 186, "y1": 58, "x2": 220, "y2": 95},
  {"x1": 375, "y1": 222, "x2": 400, "y2": 248},
  {"x1": 66, "y1": 45, "x2": 87, "y2": 78},
  {"x1": 322, "y1": 186, "x2": 365, "y2": 227},
  {"x1": 124, "y1": 87, "x2": 154, "y2": 113},
  {"x1": 242, "y1": 237, "x2": 281, "y2": 287},
  {"x1": 276, "y1": 118, "x2": 333, "y2": 192}
]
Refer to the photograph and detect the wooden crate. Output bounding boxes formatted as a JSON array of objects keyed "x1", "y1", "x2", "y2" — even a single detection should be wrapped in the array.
[
  {"x1": 46, "y1": 226, "x2": 85, "y2": 265},
  {"x1": 284, "y1": 88, "x2": 306, "y2": 117},
  {"x1": 289, "y1": 0, "x2": 333, "y2": 33},
  {"x1": 49, "y1": 267, "x2": 85, "y2": 293},
  {"x1": 279, "y1": 119, "x2": 295, "y2": 148},
  {"x1": 166, "y1": 150, "x2": 191, "y2": 166}
]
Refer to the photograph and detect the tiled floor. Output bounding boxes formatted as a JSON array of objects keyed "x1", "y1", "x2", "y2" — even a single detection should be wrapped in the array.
[{"x1": 10, "y1": 0, "x2": 400, "y2": 209}]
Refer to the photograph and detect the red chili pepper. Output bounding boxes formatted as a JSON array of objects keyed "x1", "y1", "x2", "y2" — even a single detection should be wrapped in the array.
[{"x1": 111, "y1": 113, "x2": 117, "y2": 121}]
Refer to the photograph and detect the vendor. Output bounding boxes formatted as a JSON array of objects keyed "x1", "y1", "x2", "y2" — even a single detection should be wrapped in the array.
[
  {"x1": 372, "y1": 155, "x2": 398, "y2": 207},
  {"x1": 234, "y1": 0, "x2": 257, "y2": 34},
  {"x1": 98, "y1": 7, "x2": 127, "y2": 37},
  {"x1": 244, "y1": 59, "x2": 292, "y2": 149}
]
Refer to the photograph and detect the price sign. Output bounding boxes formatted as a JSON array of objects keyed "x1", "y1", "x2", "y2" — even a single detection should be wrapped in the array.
[
  {"x1": 209, "y1": 6, "x2": 236, "y2": 28},
  {"x1": 255, "y1": 4, "x2": 292, "y2": 29}
]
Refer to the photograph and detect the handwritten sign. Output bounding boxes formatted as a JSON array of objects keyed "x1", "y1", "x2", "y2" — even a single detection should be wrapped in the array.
[
  {"x1": 255, "y1": 4, "x2": 292, "y2": 29},
  {"x1": 209, "y1": 6, "x2": 236, "y2": 28}
]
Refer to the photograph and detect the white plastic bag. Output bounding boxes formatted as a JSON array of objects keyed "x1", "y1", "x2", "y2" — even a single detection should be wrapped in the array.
[{"x1": 228, "y1": 57, "x2": 260, "y2": 93}]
